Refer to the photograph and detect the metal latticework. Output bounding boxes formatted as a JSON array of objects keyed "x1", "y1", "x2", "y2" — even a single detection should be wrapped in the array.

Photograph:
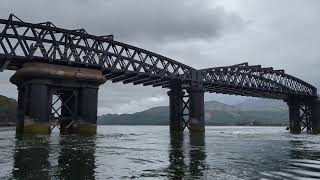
[
  {"x1": 0, "y1": 15, "x2": 317, "y2": 100},
  {"x1": 50, "y1": 90, "x2": 77, "y2": 132},
  {"x1": 0, "y1": 14, "x2": 193, "y2": 87},
  {"x1": 200, "y1": 63, "x2": 317, "y2": 99},
  {"x1": 181, "y1": 92, "x2": 190, "y2": 130},
  {"x1": 299, "y1": 104, "x2": 312, "y2": 132}
]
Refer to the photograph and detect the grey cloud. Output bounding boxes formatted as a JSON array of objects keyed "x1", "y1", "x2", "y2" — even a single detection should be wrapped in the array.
[
  {"x1": 0, "y1": 0, "x2": 319, "y2": 114},
  {"x1": 0, "y1": 71, "x2": 16, "y2": 99},
  {"x1": 0, "y1": 0, "x2": 244, "y2": 42},
  {"x1": 98, "y1": 82, "x2": 167, "y2": 114}
]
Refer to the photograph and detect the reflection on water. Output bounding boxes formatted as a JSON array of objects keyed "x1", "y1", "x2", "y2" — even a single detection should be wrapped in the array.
[
  {"x1": 13, "y1": 136, "x2": 50, "y2": 179},
  {"x1": 167, "y1": 131, "x2": 207, "y2": 179},
  {"x1": 12, "y1": 135, "x2": 96, "y2": 180},
  {"x1": 57, "y1": 135, "x2": 96, "y2": 179},
  {"x1": 167, "y1": 132, "x2": 186, "y2": 179},
  {"x1": 189, "y1": 132, "x2": 207, "y2": 178},
  {"x1": 0, "y1": 126, "x2": 320, "y2": 179}
]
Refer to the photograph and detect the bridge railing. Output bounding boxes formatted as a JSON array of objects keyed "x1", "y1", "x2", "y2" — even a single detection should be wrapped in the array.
[{"x1": 0, "y1": 14, "x2": 194, "y2": 80}]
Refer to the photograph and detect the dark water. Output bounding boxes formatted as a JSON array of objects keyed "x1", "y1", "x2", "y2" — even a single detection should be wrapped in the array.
[{"x1": 0, "y1": 126, "x2": 320, "y2": 180}]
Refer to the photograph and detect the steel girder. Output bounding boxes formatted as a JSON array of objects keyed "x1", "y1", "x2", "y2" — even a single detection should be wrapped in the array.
[
  {"x1": 0, "y1": 14, "x2": 193, "y2": 83},
  {"x1": 0, "y1": 15, "x2": 317, "y2": 99},
  {"x1": 200, "y1": 63, "x2": 317, "y2": 99}
]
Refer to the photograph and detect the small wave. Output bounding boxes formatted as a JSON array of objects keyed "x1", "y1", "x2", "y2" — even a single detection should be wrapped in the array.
[
  {"x1": 260, "y1": 159, "x2": 320, "y2": 180},
  {"x1": 127, "y1": 157, "x2": 156, "y2": 164}
]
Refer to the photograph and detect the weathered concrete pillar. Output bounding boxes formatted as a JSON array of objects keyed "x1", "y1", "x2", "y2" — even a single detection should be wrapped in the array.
[
  {"x1": 311, "y1": 98, "x2": 320, "y2": 134},
  {"x1": 16, "y1": 83, "x2": 51, "y2": 134},
  {"x1": 11, "y1": 62, "x2": 106, "y2": 135},
  {"x1": 168, "y1": 88, "x2": 185, "y2": 132},
  {"x1": 78, "y1": 87, "x2": 99, "y2": 135},
  {"x1": 287, "y1": 98, "x2": 301, "y2": 134},
  {"x1": 188, "y1": 87, "x2": 205, "y2": 132}
]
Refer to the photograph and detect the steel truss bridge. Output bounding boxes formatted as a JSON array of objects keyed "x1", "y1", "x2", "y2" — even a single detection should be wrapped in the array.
[{"x1": 0, "y1": 14, "x2": 319, "y2": 134}]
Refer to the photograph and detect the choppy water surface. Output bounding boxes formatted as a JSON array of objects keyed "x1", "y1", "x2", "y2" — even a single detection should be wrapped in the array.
[{"x1": 0, "y1": 126, "x2": 320, "y2": 180}]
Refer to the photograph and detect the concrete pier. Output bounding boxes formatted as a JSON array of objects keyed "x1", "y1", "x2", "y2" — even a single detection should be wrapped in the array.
[
  {"x1": 11, "y1": 62, "x2": 106, "y2": 135},
  {"x1": 287, "y1": 98, "x2": 301, "y2": 134},
  {"x1": 15, "y1": 83, "x2": 51, "y2": 134},
  {"x1": 168, "y1": 87, "x2": 185, "y2": 132},
  {"x1": 312, "y1": 98, "x2": 320, "y2": 134},
  {"x1": 188, "y1": 86, "x2": 205, "y2": 132},
  {"x1": 78, "y1": 87, "x2": 99, "y2": 135}
]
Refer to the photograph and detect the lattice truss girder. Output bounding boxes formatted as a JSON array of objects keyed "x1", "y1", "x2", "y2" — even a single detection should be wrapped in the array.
[
  {"x1": 0, "y1": 14, "x2": 193, "y2": 79},
  {"x1": 200, "y1": 63, "x2": 317, "y2": 98},
  {"x1": 0, "y1": 15, "x2": 317, "y2": 98}
]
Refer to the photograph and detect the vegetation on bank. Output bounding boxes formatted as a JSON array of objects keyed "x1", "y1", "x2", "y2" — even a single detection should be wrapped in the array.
[{"x1": 0, "y1": 95, "x2": 17, "y2": 126}]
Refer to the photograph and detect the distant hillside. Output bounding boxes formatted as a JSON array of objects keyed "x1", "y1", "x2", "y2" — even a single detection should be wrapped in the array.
[
  {"x1": 237, "y1": 99, "x2": 287, "y2": 111},
  {"x1": 98, "y1": 99, "x2": 289, "y2": 126},
  {"x1": 0, "y1": 95, "x2": 17, "y2": 126}
]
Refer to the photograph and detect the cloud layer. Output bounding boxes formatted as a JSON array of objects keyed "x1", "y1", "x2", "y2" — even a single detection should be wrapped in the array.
[{"x1": 0, "y1": 0, "x2": 319, "y2": 114}]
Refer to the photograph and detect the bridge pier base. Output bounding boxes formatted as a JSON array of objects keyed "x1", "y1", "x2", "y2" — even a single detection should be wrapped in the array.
[
  {"x1": 11, "y1": 63, "x2": 106, "y2": 135},
  {"x1": 287, "y1": 98, "x2": 302, "y2": 134},
  {"x1": 168, "y1": 88, "x2": 185, "y2": 132},
  {"x1": 188, "y1": 87, "x2": 205, "y2": 132},
  {"x1": 312, "y1": 99, "x2": 320, "y2": 134}
]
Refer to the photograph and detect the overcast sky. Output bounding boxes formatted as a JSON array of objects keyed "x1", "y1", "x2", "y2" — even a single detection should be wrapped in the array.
[{"x1": 0, "y1": 0, "x2": 319, "y2": 114}]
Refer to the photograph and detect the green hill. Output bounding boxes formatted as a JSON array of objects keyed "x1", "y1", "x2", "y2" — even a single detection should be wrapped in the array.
[
  {"x1": 0, "y1": 95, "x2": 17, "y2": 126},
  {"x1": 98, "y1": 99, "x2": 289, "y2": 126}
]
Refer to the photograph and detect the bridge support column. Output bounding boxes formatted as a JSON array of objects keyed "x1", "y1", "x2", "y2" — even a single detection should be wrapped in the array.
[
  {"x1": 312, "y1": 99, "x2": 320, "y2": 134},
  {"x1": 16, "y1": 83, "x2": 51, "y2": 134},
  {"x1": 188, "y1": 87, "x2": 205, "y2": 132},
  {"x1": 168, "y1": 88, "x2": 185, "y2": 132},
  {"x1": 287, "y1": 98, "x2": 301, "y2": 134},
  {"x1": 78, "y1": 87, "x2": 99, "y2": 135},
  {"x1": 11, "y1": 62, "x2": 106, "y2": 135}
]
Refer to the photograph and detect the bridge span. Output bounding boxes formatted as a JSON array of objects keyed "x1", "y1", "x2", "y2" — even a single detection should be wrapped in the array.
[{"x1": 0, "y1": 14, "x2": 319, "y2": 135}]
